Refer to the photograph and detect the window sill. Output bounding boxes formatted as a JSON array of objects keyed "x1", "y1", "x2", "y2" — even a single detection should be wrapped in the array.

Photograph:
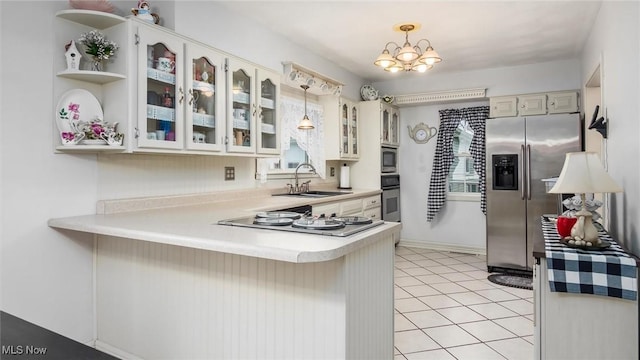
[{"x1": 447, "y1": 193, "x2": 480, "y2": 202}]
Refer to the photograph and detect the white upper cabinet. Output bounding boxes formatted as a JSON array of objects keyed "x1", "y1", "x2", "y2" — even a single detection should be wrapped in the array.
[
  {"x1": 547, "y1": 91, "x2": 578, "y2": 114},
  {"x1": 256, "y1": 69, "x2": 280, "y2": 155},
  {"x1": 490, "y1": 91, "x2": 579, "y2": 118},
  {"x1": 320, "y1": 96, "x2": 359, "y2": 160},
  {"x1": 381, "y1": 102, "x2": 400, "y2": 147}
]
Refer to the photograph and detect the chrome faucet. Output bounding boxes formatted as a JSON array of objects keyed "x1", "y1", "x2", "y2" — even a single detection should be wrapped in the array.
[{"x1": 293, "y1": 162, "x2": 317, "y2": 193}]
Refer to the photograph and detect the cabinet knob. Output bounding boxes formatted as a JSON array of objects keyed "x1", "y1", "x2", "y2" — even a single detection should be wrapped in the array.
[
  {"x1": 178, "y1": 87, "x2": 184, "y2": 104},
  {"x1": 550, "y1": 102, "x2": 555, "y2": 106}
]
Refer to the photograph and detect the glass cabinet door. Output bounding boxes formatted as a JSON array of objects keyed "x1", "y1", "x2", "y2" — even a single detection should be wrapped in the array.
[
  {"x1": 185, "y1": 43, "x2": 224, "y2": 152},
  {"x1": 137, "y1": 27, "x2": 184, "y2": 150},
  {"x1": 341, "y1": 102, "x2": 349, "y2": 156},
  {"x1": 227, "y1": 59, "x2": 255, "y2": 153},
  {"x1": 381, "y1": 107, "x2": 390, "y2": 145},
  {"x1": 390, "y1": 109, "x2": 399, "y2": 145},
  {"x1": 351, "y1": 104, "x2": 358, "y2": 157},
  {"x1": 257, "y1": 71, "x2": 279, "y2": 155}
]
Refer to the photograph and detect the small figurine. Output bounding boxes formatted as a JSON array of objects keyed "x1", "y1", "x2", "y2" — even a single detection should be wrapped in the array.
[
  {"x1": 132, "y1": 0, "x2": 159, "y2": 24},
  {"x1": 64, "y1": 40, "x2": 82, "y2": 71}
]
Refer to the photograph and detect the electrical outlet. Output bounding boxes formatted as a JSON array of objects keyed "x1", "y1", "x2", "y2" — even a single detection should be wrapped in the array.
[
  {"x1": 330, "y1": 167, "x2": 335, "y2": 177},
  {"x1": 224, "y1": 167, "x2": 235, "y2": 181}
]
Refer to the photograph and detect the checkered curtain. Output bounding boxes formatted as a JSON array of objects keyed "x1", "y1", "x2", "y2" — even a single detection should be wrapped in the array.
[{"x1": 427, "y1": 106, "x2": 489, "y2": 222}]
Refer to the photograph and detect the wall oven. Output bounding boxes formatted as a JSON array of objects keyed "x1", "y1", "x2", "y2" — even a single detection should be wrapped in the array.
[
  {"x1": 381, "y1": 146, "x2": 398, "y2": 173},
  {"x1": 381, "y1": 174, "x2": 400, "y2": 224}
]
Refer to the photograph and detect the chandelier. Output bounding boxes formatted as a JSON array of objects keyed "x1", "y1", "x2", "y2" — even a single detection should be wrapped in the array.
[{"x1": 374, "y1": 23, "x2": 442, "y2": 73}]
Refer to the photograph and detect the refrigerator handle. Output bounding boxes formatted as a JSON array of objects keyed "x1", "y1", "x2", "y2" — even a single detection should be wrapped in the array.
[
  {"x1": 527, "y1": 144, "x2": 532, "y2": 200},
  {"x1": 520, "y1": 144, "x2": 526, "y2": 200}
]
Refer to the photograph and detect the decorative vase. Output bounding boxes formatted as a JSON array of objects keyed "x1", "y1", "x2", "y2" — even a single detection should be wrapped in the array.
[{"x1": 92, "y1": 58, "x2": 103, "y2": 72}]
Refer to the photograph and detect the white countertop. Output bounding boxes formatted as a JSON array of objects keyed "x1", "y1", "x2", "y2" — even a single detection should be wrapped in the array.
[{"x1": 48, "y1": 188, "x2": 401, "y2": 263}]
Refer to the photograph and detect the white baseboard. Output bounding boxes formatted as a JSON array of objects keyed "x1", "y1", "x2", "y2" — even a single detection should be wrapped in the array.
[
  {"x1": 95, "y1": 340, "x2": 144, "y2": 360},
  {"x1": 398, "y1": 239, "x2": 486, "y2": 256}
]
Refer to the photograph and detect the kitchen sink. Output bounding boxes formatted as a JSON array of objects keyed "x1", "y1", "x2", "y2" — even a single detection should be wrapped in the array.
[{"x1": 272, "y1": 190, "x2": 353, "y2": 198}]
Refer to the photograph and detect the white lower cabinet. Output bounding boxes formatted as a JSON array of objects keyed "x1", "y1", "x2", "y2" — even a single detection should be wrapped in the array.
[
  {"x1": 534, "y1": 258, "x2": 638, "y2": 359},
  {"x1": 312, "y1": 194, "x2": 382, "y2": 219}
]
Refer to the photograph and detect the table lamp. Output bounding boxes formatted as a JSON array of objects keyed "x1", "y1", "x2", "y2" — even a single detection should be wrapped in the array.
[{"x1": 549, "y1": 152, "x2": 622, "y2": 245}]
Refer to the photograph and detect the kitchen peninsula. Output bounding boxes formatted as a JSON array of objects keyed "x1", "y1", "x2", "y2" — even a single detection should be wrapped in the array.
[{"x1": 48, "y1": 188, "x2": 400, "y2": 359}]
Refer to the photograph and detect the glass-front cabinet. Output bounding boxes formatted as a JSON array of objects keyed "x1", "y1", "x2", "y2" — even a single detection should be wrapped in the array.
[
  {"x1": 136, "y1": 27, "x2": 184, "y2": 150},
  {"x1": 339, "y1": 99, "x2": 359, "y2": 159},
  {"x1": 257, "y1": 71, "x2": 280, "y2": 155},
  {"x1": 381, "y1": 102, "x2": 399, "y2": 147},
  {"x1": 226, "y1": 59, "x2": 255, "y2": 153},
  {"x1": 185, "y1": 42, "x2": 224, "y2": 152},
  {"x1": 226, "y1": 58, "x2": 280, "y2": 154}
]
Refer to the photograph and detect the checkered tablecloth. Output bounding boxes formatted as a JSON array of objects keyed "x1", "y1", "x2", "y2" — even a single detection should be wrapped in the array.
[{"x1": 542, "y1": 217, "x2": 638, "y2": 300}]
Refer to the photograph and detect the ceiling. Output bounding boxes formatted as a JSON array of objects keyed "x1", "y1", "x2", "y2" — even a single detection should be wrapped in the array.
[{"x1": 217, "y1": 1, "x2": 602, "y2": 82}]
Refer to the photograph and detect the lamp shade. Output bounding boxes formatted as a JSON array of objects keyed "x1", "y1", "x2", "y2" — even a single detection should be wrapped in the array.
[
  {"x1": 297, "y1": 115, "x2": 314, "y2": 130},
  {"x1": 549, "y1": 152, "x2": 623, "y2": 194}
]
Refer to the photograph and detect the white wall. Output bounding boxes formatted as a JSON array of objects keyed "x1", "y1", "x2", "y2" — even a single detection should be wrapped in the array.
[
  {"x1": 1, "y1": 1, "x2": 96, "y2": 343},
  {"x1": 581, "y1": 1, "x2": 640, "y2": 253},
  {"x1": 386, "y1": 60, "x2": 581, "y2": 251}
]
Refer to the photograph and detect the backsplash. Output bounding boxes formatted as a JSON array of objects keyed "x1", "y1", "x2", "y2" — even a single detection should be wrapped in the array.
[{"x1": 97, "y1": 154, "x2": 340, "y2": 200}]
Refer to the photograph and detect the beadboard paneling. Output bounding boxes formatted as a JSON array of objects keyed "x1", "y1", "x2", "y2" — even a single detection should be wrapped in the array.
[{"x1": 95, "y1": 235, "x2": 394, "y2": 359}]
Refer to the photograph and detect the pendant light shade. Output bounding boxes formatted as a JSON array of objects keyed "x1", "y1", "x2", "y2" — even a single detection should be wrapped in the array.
[{"x1": 298, "y1": 85, "x2": 314, "y2": 130}]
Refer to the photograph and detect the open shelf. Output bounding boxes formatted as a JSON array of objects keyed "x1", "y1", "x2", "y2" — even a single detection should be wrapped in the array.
[
  {"x1": 57, "y1": 70, "x2": 125, "y2": 84},
  {"x1": 56, "y1": 9, "x2": 126, "y2": 29}
]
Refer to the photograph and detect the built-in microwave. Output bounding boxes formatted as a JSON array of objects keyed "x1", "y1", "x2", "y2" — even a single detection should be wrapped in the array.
[{"x1": 381, "y1": 146, "x2": 398, "y2": 173}]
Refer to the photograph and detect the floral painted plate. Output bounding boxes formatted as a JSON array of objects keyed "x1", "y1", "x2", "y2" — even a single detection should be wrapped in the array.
[{"x1": 55, "y1": 89, "x2": 103, "y2": 140}]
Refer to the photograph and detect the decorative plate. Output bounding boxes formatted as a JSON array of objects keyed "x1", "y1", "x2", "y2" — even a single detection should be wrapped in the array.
[
  {"x1": 55, "y1": 89, "x2": 104, "y2": 138},
  {"x1": 360, "y1": 85, "x2": 379, "y2": 101}
]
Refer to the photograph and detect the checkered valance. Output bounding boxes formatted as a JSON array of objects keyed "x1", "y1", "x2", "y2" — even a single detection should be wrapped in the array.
[
  {"x1": 542, "y1": 218, "x2": 638, "y2": 300},
  {"x1": 427, "y1": 106, "x2": 489, "y2": 222}
]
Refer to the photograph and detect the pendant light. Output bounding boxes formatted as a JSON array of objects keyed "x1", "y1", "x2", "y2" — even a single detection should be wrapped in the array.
[{"x1": 297, "y1": 85, "x2": 314, "y2": 129}]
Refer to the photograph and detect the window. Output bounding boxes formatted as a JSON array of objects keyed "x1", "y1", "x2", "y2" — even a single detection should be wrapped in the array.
[{"x1": 448, "y1": 120, "x2": 480, "y2": 194}]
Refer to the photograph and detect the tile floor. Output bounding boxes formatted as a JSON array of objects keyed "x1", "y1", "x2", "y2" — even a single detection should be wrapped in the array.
[{"x1": 394, "y1": 246, "x2": 534, "y2": 360}]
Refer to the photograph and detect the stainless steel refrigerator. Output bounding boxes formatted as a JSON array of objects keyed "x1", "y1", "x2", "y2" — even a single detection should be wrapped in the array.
[{"x1": 486, "y1": 114, "x2": 581, "y2": 272}]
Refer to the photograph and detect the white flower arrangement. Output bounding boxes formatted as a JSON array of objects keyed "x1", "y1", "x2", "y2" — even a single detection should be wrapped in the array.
[{"x1": 78, "y1": 30, "x2": 119, "y2": 61}]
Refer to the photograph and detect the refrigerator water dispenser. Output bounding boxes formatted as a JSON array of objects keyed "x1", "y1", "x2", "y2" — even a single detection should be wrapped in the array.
[{"x1": 492, "y1": 154, "x2": 518, "y2": 190}]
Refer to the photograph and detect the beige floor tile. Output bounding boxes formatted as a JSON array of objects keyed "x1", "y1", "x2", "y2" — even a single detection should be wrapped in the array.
[
  {"x1": 446, "y1": 343, "x2": 506, "y2": 360},
  {"x1": 411, "y1": 259, "x2": 443, "y2": 267},
  {"x1": 395, "y1": 276, "x2": 425, "y2": 287},
  {"x1": 439, "y1": 272, "x2": 475, "y2": 282},
  {"x1": 423, "y1": 325, "x2": 480, "y2": 348},
  {"x1": 429, "y1": 282, "x2": 469, "y2": 294},
  {"x1": 424, "y1": 265, "x2": 458, "y2": 274},
  {"x1": 467, "y1": 302, "x2": 518, "y2": 319},
  {"x1": 402, "y1": 266, "x2": 433, "y2": 276},
  {"x1": 434, "y1": 257, "x2": 464, "y2": 265},
  {"x1": 447, "y1": 263, "x2": 479, "y2": 272},
  {"x1": 395, "y1": 297, "x2": 431, "y2": 313},
  {"x1": 474, "y1": 288, "x2": 520, "y2": 302},
  {"x1": 457, "y1": 279, "x2": 498, "y2": 291},
  {"x1": 423, "y1": 252, "x2": 452, "y2": 260},
  {"x1": 455, "y1": 255, "x2": 486, "y2": 264},
  {"x1": 399, "y1": 253, "x2": 428, "y2": 261},
  {"x1": 396, "y1": 261, "x2": 421, "y2": 269},
  {"x1": 522, "y1": 335, "x2": 534, "y2": 344},
  {"x1": 403, "y1": 284, "x2": 440, "y2": 297},
  {"x1": 395, "y1": 346, "x2": 401, "y2": 355},
  {"x1": 459, "y1": 320, "x2": 517, "y2": 342},
  {"x1": 394, "y1": 329, "x2": 441, "y2": 354},
  {"x1": 486, "y1": 337, "x2": 534, "y2": 360},
  {"x1": 464, "y1": 270, "x2": 494, "y2": 280},
  {"x1": 395, "y1": 287, "x2": 413, "y2": 300},
  {"x1": 493, "y1": 316, "x2": 534, "y2": 336},
  {"x1": 447, "y1": 291, "x2": 493, "y2": 306},
  {"x1": 501, "y1": 286, "x2": 533, "y2": 299},
  {"x1": 414, "y1": 274, "x2": 450, "y2": 285},
  {"x1": 496, "y1": 299, "x2": 534, "y2": 316},
  {"x1": 403, "y1": 349, "x2": 456, "y2": 360},
  {"x1": 403, "y1": 310, "x2": 453, "y2": 329},
  {"x1": 395, "y1": 268, "x2": 411, "y2": 278},
  {"x1": 395, "y1": 313, "x2": 418, "y2": 331},
  {"x1": 418, "y1": 294, "x2": 463, "y2": 309},
  {"x1": 396, "y1": 247, "x2": 417, "y2": 255},
  {"x1": 435, "y1": 306, "x2": 486, "y2": 324},
  {"x1": 395, "y1": 354, "x2": 407, "y2": 360}
]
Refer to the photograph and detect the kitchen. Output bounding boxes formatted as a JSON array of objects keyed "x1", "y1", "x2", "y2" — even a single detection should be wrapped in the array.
[{"x1": 1, "y1": 1, "x2": 639, "y2": 359}]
